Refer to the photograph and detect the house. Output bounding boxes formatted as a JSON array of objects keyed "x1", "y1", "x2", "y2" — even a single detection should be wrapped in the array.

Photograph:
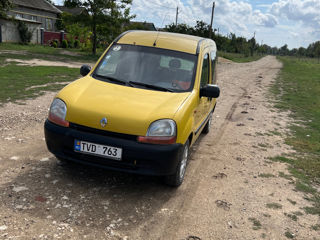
[
  {"x1": 126, "y1": 21, "x2": 157, "y2": 31},
  {"x1": 55, "y1": 5, "x2": 87, "y2": 16},
  {"x1": 0, "y1": 0, "x2": 62, "y2": 44}
]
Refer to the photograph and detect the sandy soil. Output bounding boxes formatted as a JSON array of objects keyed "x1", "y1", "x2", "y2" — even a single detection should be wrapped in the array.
[
  {"x1": 5, "y1": 58, "x2": 86, "y2": 68},
  {"x1": 0, "y1": 56, "x2": 318, "y2": 240}
]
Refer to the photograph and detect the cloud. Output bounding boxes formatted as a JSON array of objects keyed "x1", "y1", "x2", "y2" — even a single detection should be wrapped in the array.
[
  {"x1": 252, "y1": 10, "x2": 278, "y2": 27},
  {"x1": 183, "y1": 0, "x2": 278, "y2": 34},
  {"x1": 53, "y1": 0, "x2": 319, "y2": 48},
  {"x1": 270, "y1": 0, "x2": 320, "y2": 30},
  {"x1": 131, "y1": 0, "x2": 279, "y2": 33}
]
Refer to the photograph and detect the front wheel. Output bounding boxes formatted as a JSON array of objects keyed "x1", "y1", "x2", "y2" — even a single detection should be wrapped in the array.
[{"x1": 164, "y1": 140, "x2": 190, "y2": 187}]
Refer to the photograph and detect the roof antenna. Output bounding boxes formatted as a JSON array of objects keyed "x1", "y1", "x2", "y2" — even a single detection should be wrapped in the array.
[{"x1": 153, "y1": 12, "x2": 168, "y2": 47}]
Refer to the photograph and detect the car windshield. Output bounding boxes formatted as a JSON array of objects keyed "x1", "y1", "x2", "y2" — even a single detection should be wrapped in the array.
[{"x1": 93, "y1": 44, "x2": 197, "y2": 92}]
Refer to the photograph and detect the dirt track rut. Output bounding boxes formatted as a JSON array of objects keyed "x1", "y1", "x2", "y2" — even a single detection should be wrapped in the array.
[{"x1": 0, "y1": 56, "x2": 318, "y2": 240}]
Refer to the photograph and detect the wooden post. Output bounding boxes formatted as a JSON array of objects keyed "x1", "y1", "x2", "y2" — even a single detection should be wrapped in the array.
[
  {"x1": 175, "y1": 6, "x2": 179, "y2": 26},
  {"x1": 40, "y1": 28, "x2": 44, "y2": 45},
  {"x1": 0, "y1": 24, "x2": 2, "y2": 43},
  {"x1": 60, "y1": 30, "x2": 64, "y2": 43},
  {"x1": 209, "y1": 2, "x2": 215, "y2": 39}
]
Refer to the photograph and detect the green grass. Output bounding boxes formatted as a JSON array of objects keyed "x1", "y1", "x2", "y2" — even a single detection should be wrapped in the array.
[
  {"x1": 270, "y1": 56, "x2": 320, "y2": 216},
  {"x1": 0, "y1": 56, "x2": 79, "y2": 104},
  {"x1": 269, "y1": 156, "x2": 294, "y2": 164},
  {"x1": 284, "y1": 211, "x2": 302, "y2": 221},
  {"x1": 0, "y1": 43, "x2": 107, "y2": 104},
  {"x1": 279, "y1": 172, "x2": 293, "y2": 180},
  {"x1": 287, "y1": 198, "x2": 296, "y2": 205},
  {"x1": 0, "y1": 43, "x2": 102, "y2": 62},
  {"x1": 248, "y1": 217, "x2": 262, "y2": 230},
  {"x1": 219, "y1": 52, "x2": 265, "y2": 63},
  {"x1": 268, "y1": 130, "x2": 282, "y2": 136},
  {"x1": 311, "y1": 224, "x2": 320, "y2": 231},
  {"x1": 284, "y1": 213, "x2": 298, "y2": 221},
  {"x1": 266, "y1": 202, "x2": 282, "y2": 209},
  {"x1": 284, "y1": 231, "x2": 295, "y2": 239},
  {"x1": 258, "y1": 173, "x2": 275, "y2": 178}
]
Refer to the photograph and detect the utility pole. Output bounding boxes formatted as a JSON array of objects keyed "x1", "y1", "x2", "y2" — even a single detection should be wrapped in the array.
[
  {"x1": 175, "y1": 6, "x2": 179, "y2": 26},
  {"x1": 209, "y1": 1, "x2": 215, "y2": 39}
]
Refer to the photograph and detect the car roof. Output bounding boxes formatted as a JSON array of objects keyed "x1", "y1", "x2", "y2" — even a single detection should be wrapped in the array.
[{"x1": 116, "y1": 31, "x2": 215, "y2": 55}]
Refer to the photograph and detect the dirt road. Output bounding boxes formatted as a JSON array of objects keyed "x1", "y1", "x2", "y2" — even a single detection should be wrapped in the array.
[{"x1": 0, "y1": 56, "x2": 318, "y2": 240}]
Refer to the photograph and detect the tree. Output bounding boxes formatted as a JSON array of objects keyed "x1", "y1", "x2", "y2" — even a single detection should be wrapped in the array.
[
  {"x1": 193, "y1": 21, "x2": 210, "y2": 38},
  {"x1": 297, "y1": 47, "x2": 306, "y2": 58},
  {"x1": 0, "y1": 0, "x2": 12, "y2": 19},
  {"x1": 165, "y1": 23, "x2": 193, "y2": 35},
  {"x1": 45, "y1": 0, "x2": 55, "y2": 5},
  {"x1": 314, "y1": 41, "x2": 320, "y2": 63},
  {"x1": 17, "y1": 21, "x2": 32, "y2": 44},
  {"x1": 63, "y1": 0, "x2": 134, "y2": 55},
  {"x1": 280, "y1": 44, "x2": 289, "y2": 56},
  {"x1": 248, "y1": 37, "x2": 257, "y2": 56}
]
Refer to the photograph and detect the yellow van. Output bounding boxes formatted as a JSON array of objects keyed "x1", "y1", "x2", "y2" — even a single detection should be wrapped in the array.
[{"x1": 44, "y1": 30, "x2": 220, "y2": 187}]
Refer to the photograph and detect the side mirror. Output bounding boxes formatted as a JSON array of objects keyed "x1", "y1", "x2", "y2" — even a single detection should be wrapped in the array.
[
  {"x1": 200, "y1": 84, "x2": 220, "y2": 98},
  {"x1": 80, "y1": 65, "x2": 91, "y2": 76}
]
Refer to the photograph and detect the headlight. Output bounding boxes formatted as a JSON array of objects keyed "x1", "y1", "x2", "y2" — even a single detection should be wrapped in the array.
[
  {"x1": 48, "y1": 98, "x2": 69, "y2": 127},
  {"x1": 138, "y1": 119, "x2": 177, "y2": 144},
  {"x1": 147, "y1": 119, "x2": 176, "y2": 136}
]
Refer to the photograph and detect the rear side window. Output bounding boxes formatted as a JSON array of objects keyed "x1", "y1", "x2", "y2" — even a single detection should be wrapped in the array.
[
  {"x1": 200, "y1": 53, "x2": 209, "y2": 88},
  {"x1": 211, "y1": 51, "x2": 217, "y2": 84}
]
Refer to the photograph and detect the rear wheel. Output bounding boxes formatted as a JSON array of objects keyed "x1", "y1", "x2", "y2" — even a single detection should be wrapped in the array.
[
  {"x1": 202, "y1": 113, "x2": 213, "y2": 134},
  {"x1": 164, "y1": 140, "x2": 190, "y2": 187}
]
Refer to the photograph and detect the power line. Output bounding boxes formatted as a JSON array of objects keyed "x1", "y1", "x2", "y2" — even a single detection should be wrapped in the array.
[{"x1": 147, "y1": 1, "x2": 176, "y2": 10}]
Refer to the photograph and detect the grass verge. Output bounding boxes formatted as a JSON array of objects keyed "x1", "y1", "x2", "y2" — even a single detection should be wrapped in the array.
[
  {"x1": 0, "y1": 56, "x2": 80, "y2": 105},
  {"x1": 0, "y1": 43, "x2": 102, "y2": 62},
  {"x1": 270, "y1": 56, "x2": 320, "y2": 216},
  {"x1": 219, "y1": 52, "x2": 265, "y2": 63}
]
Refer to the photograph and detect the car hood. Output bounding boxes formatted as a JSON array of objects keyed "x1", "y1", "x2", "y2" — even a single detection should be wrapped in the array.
[{"x1": 56, "y1": 77, "x2": 190, "y2": 136}]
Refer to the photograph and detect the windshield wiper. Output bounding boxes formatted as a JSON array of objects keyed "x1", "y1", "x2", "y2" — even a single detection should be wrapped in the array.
[
  {"x1": 93, "y1": 74, "x2": 130, "y2": 86},
  {"x1": 129, "y1": 81, "x2": 173, "y2": 92}
]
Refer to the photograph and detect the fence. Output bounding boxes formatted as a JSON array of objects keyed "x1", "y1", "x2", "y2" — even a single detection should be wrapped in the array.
[{"x1": 44, "y1": 30, "x2": 67, "y2": 45}]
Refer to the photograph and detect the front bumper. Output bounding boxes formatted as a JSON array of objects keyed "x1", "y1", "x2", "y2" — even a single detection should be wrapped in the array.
[{"x1": 44, "y1": 120, "x2": 183, "y2": 176}]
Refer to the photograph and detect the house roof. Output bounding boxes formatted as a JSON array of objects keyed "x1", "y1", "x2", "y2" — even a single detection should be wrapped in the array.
[
  {"x1": 130, "y1": 21, "x2": 157, "y2": 31},
  {"x1": 12, "y1": 0, "x2": 62, "y2": 14},
  {"x1": 55, "y1": 6, "x2": 87, "y2": 15}
]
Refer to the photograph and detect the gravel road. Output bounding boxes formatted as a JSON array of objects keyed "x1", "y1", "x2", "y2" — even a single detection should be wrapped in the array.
[{"x1": 0, "y1": 56, "x2": 318, "y2": 240}]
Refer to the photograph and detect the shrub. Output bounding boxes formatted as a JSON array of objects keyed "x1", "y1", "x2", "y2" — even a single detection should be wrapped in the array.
[
  {"x1": 81, "y1": 39, "x2": 92, "y2": 51},
  {"x1": 61, "y1": 39, "x2": 68, "y2": 48},
  {"x1": 67, "y1": 39, "x2": 74, "y2": 48},
  {"x1": 74, "y1": 39, "x2": 80, "y2": 48},
  {"x1": 17, "y1": 21, "x2": 32, "y2": 44},
  {"x1": 53, "y1": 39, "x2": 60, "y2": 47},
  {"x1": 52, "y1": 41, "x2": 58, "y2": 48}
]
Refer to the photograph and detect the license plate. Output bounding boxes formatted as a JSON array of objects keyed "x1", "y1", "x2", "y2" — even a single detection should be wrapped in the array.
[{"x1": 74, "y1": 140, "x2": 122, "y2": 160}]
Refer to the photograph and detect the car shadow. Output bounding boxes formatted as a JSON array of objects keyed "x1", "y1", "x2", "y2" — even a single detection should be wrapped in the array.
[{"x1": 0, "y1": 157, "x2": 177, "y2": 233}]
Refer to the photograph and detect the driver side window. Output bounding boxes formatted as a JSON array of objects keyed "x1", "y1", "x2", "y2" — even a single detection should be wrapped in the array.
[{"x1": 200, "y1": 53, "x2": 209, "y2": 88}]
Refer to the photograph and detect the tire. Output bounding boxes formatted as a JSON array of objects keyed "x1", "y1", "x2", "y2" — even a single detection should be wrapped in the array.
[
  {"x1": 56, "y1": 156, "x2": 71, "y2": 165},
  {"x1": 164, "y1": 140, "x2": 190, "y2": 187},
  {"x1": 202, "y1": 113, "x2": 213, "y2": 134}
]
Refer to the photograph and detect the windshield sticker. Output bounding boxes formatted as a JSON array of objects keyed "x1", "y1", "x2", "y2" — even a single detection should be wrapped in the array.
[{"x1": 113, "y1": 46, "x2": 121, "y2": 51}]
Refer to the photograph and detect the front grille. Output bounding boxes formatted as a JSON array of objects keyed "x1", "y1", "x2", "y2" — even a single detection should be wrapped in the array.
[
  {"x1": 69, "y1": 123, "x2": 138, "y2": 141},
  {"x1": 62, "y1": 148, "x2": 136, "y2": 169}
]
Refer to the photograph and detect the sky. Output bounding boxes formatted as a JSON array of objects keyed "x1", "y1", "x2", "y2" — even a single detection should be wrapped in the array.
[{"x1": 53, "y1": 0, "x2": 320, "y2": 49}]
